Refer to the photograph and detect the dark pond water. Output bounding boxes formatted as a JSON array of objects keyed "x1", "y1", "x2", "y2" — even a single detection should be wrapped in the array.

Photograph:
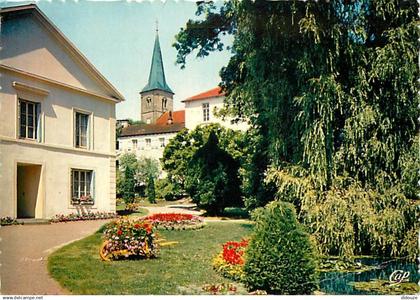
[{"x1": 319, "y1": 258, "x2": 419, "y2": 295}]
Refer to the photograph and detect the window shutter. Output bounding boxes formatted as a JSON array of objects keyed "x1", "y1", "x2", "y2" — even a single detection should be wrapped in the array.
[
  {"x1": 70, "y1": 170, "x2": 74, "y2": 201},
  {"x1": 17, "y1": 100, "x2": 21, "y2": 137},
  {"x1": 73, "y1": 112, "x2": 76, "y2": 147},
  {"x1": 36, "y1": 103, "x2": 42, "y2": 143},
  {"x1": 91, "y1": 171, "x2": 95, "y2": 203},
  {"x1": 88, "y1": 115, "x2": 90, "y2": 150}
]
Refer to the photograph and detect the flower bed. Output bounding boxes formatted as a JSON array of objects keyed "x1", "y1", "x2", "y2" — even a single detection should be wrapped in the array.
[
  {"x1": 212, "y1": 239, "x2": 248, "y2": 282},
  {"x1": 101, "y1": 217, "x2": 159, "y2": 260},
  {"x1": 177, "y1": 283, "x2": 266, "y2": 295},
  {"x1": 125, "y1": 203, "x2": 140, "y2": 212},
  {"x1": 1, "y1": 217, "x2": 20, "y2": 226},
  {"x1": 50, "y1": 212, "x2": 117, "y2": 223},
  {"x1": 144, "y1": 213, "x2": 204, "y2": 230}
]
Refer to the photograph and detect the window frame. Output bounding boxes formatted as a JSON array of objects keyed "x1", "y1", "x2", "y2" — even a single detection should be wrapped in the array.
[
  {"x1": 132, "y1": 139, "x2": 138, "y2": 149},
  {"x1": 159, "y1": 137, "x2": 165, "y2": 148},
  {"x1": 146, "y1": 97, "x2": 152, "y2": 108},
  {"x1": 70, "y1": 168, "x2": 95, "y2": 205},
  {"x1": 73, "y1": 110, "x2": 92, "y2": 150},
  {"x1": 18, "y1": 98, "x2": 40, "y2": 141},
  {"x1": 202, "y1": 102, "x2": 210, "y2": 122},
  {"x1": 145, "y1": 138, "x2": 152, "y2": 149}
]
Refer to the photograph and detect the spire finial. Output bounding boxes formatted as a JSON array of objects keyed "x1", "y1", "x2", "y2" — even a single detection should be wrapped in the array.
[{"x1": 155, "y1": 19, "x2": 159, "y2": 35}]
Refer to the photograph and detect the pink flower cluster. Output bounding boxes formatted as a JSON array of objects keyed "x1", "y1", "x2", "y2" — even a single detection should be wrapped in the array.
[
  {"x1": 50, "y1": 212, "x2": 116, "y2": 223},
  {"x1": 144, "y1": 213, "x2": 204, "y2": 230}
]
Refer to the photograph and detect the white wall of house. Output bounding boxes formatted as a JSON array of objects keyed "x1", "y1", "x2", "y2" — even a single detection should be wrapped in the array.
[
  {"x1": 117, "y1": 132, "x2": 177, "y2": 162},
  {"x1": 184, "y1": 96, "x2": 249, "y2": 131},
  {"x1": 0, "y1": 7, "x2": 122, "y2": 218}
]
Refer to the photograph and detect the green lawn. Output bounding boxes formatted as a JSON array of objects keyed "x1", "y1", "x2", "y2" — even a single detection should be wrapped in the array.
[
  {"x1": 48, "y1": 221, "x2": 253, "y2": 295},
  {"x1": 116, "y1": 204, "x2": 149, "y2": 217}
]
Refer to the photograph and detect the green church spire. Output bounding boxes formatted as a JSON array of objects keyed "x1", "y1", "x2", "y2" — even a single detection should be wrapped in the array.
[{"x1": 141, "y1": 26, "x2": 173, "y2": 94}]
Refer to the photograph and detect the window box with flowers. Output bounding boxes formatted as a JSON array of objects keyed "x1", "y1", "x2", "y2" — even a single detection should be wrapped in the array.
[{"x1": 71, "y1": 169, "x2": 95, "y2": 206}]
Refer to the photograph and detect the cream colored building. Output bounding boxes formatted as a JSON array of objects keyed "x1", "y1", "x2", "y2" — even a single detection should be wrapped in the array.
[
  {"x1": 118, "y1": 111, "x2": 185, "y2": 162},
  {"x1": 0, "y1": 5, "x2": 124, "y2": 219},
  {"x1": 183, "y1": 87, "x2": 249, "y2": 131}
]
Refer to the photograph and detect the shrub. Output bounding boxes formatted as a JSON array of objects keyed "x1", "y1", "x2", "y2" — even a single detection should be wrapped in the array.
[
  {"x1": 122, "y1": 164, "x2": 136, "y2": 204},
  {"x1": 243, "y1": 201, "x2": 317, "y2": 294},
  {"x1": 155, "y1": 178, "x2": 183, "y2": 201},
  {"x1": 125, "y1": 203, "x2": 140, "y2": 212},
  {"x1": 147, "y1": 174, "x2": 156, "y2": 203},
  {"x1": 213, "y1": 239, "x2": 248, "y2": 281},
  {"x1": 102, "y1": 217, "x2": 159, "y2": 260},
  {"x1": 144, "y1": 213, "x2": 204, "y2": 230}
]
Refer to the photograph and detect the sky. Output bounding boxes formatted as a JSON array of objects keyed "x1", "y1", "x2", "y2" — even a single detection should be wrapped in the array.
[{"x1": 1, "y1": 0, "x2": 233, "y2": 120}]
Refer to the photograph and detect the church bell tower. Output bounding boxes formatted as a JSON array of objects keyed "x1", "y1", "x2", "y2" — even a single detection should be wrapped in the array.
[{"x1": 140, "y1": 24, "x2": 174, "y2": 124}]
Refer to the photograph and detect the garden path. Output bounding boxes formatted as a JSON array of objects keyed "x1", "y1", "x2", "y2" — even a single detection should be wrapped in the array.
[{"x1": 0, "y1": 219, "x2": 109, "y2": 295}]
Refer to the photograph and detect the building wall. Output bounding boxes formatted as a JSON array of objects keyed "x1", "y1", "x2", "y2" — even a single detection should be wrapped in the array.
[
  {"x1": 1, "y1": 12, "x2": 107, "y2": 95},
  {"x1": 0, "y1": 12, "x2": 117, "y2": 218},
  {"x1": 140, "y1": 90, "x2": 173, "y2": 124},
  {"x1": 117, "y1": 132, "x2": 176, "y2": 162},
  {"x1": 184, "y1": 96, "x2": 249, "y2": 131}
]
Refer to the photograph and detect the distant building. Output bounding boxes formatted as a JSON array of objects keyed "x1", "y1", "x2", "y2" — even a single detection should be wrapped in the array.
[
  {"x1": 117, "y1": 29, "x2": 185, "y2": 162},
  {"x1": 183, "y1": 87, "x2": 248, "y2": 132},
  {"x1": 118, "y1": 111, "x2": 185, "y2": 161},
  {"x1": 0, "y1": 4, "x2": 124, "y2": 219}
]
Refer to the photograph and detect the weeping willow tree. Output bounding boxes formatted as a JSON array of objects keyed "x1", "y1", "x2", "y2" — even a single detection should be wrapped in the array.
[{"x1": 174, "y1": 0, "x2": 419, "y2": 258}]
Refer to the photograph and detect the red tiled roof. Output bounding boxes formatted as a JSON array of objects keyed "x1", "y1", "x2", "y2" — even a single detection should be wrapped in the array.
[
  {"x1": 183, "y1": 87, "x2": 225, "y2": 102},
  {"x1": 120, "y1": 123, "x2": 185, "y2": 137},
  {"x1": 156, "y1": 110, "x2": 185, "y2": 125}
]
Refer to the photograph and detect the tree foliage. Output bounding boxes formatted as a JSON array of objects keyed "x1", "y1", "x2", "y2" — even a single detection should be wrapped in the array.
[
  {"x1": 175, "y1": 0, "x2": 419, "y2": 258},
  {"x1": 162, "y1": 123, "x2": 247, "y2": 192},
  {"x1": 137, "y1": 157, "x2": 160, "y2": 184},
  {"x1": 186, "y1": 131, "x2": 242, "y2": 215},
  {"x1": 117, "y1": 154, "x2": 160, "y2": 202}
]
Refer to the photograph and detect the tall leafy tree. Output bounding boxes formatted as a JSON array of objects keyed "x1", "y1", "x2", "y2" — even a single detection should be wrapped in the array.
[
  {"x1": 186, "y1": 131, "x2": 242, "y2": 215},
  {"x1": 174, "y1": 0, "x2": 419, "y2": 257}
]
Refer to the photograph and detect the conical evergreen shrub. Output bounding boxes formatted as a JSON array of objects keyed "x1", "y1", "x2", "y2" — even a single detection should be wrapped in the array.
[{"x1": 244, "y1": 201, "x2": 317, "y2": 294}]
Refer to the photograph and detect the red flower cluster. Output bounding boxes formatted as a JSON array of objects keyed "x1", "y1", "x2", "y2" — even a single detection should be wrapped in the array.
[
  {"x1": 145, "y1": 213, "x2": 195, "y2": 222},
  {"x1": 133, "y1": 222, "x2": 152, "y2": 233},
  {"x1": 222, "y1": 239, "x2": 248, "y2": 265}
]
